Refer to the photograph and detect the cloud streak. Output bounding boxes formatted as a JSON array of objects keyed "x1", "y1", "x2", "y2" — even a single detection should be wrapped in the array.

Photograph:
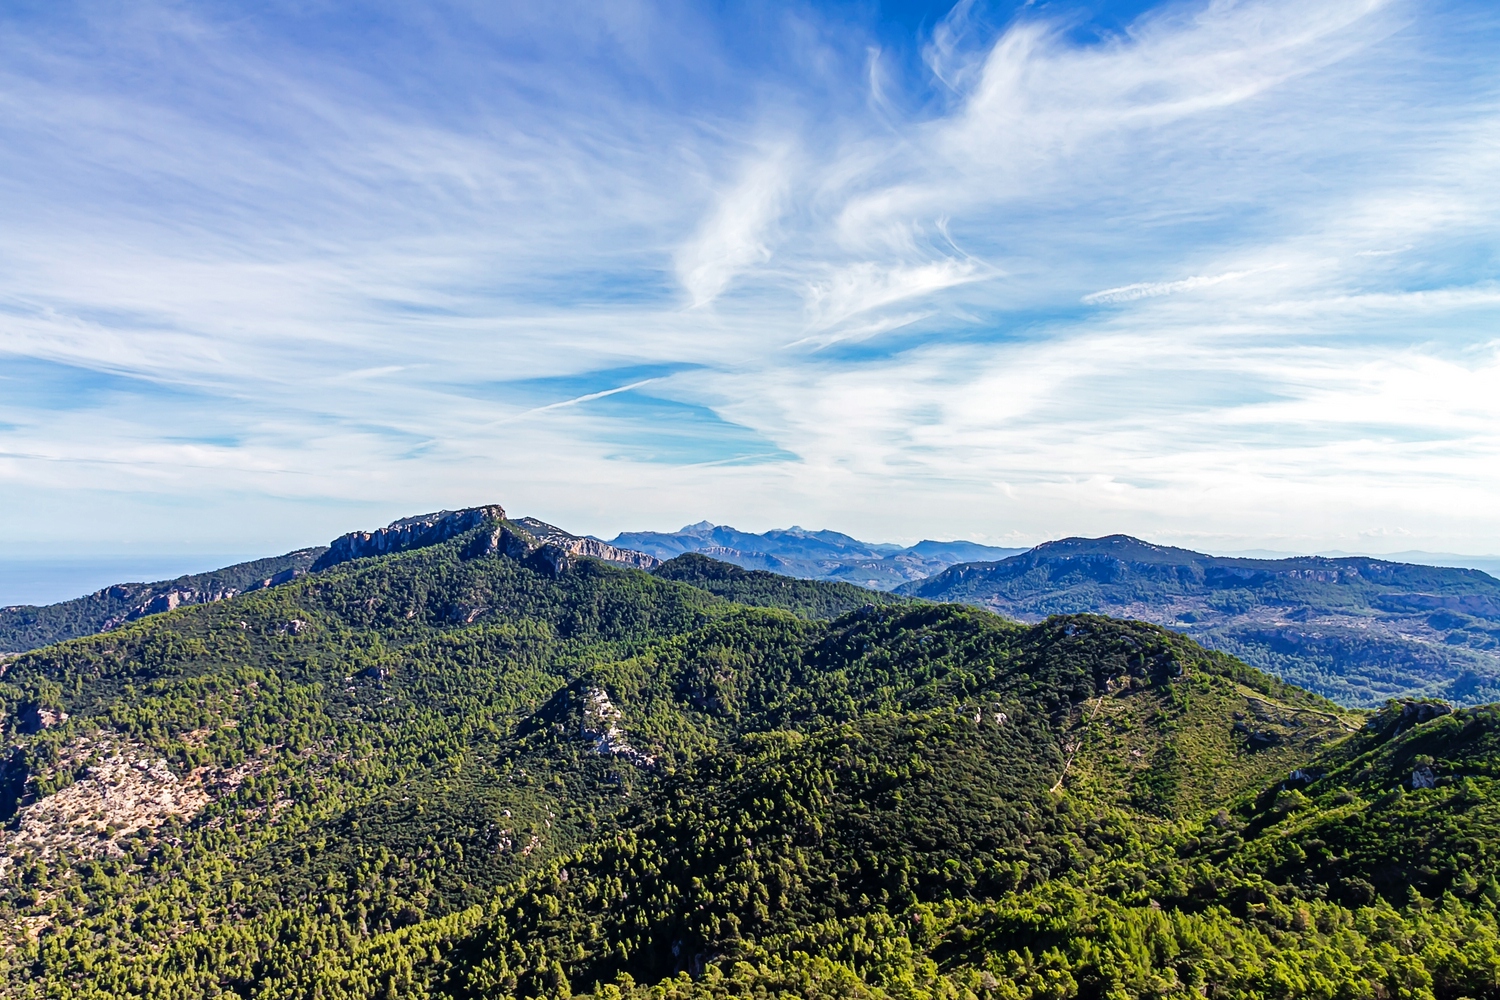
[{"x1": 1082, "y1": 268, "x2": 1274, "y2": 304}]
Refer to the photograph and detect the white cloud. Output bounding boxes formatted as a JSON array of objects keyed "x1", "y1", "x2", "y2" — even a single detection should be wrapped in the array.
[
  {"x1": 804, "y1": 258, "x2": 982, "y2": 330},
  {"x1": 1082, "y1": 269, "x2": 1262, "y2": 304},
  {"x1": 674, "y1": 150, "x2": 790, "y2": 307}
]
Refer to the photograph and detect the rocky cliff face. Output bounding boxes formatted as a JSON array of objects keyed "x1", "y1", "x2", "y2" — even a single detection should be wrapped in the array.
[
  {"x1": 463, "y1": 517, "x2": 660, "y2": 576},
  {"x1": 313, "y1": 507, "x2": 660, "y2": 576},
  {"x1": 4, "y1": 507, "x2": 666, "y2": 655},
  {"x1": 96, "y1": 566, "x2": 310, "y2": 631},
  {"x1": 311, "y1": 506, "x2": 508, "y2": 571},
  {"x1": 511, "y1": 518, "x2": 659, "y2": 571}
]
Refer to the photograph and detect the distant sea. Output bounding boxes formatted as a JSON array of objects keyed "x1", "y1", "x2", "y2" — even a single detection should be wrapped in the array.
[{"x1": 0, "y1": 556, "x2": 264, "y2": 608}]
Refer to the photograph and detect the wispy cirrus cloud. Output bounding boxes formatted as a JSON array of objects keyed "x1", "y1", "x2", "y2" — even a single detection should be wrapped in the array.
[
  {"x1": 1, "y1": 0, "x2": 1498, "y2": 562},
  {"x1": 675, "y1": 149, "x2": 791, "y2": 308},
  {"x1": 805, "y1": 258, "x2": 983, "y2": 332}
]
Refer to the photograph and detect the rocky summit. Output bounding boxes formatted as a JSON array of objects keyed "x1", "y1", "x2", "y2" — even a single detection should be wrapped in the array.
[
  {"x1": 313, "y1": 507, "x2": 662, "y2": 575},
  {"x1": 312, "y1": 506, "x2": 511, "y2": 570}
]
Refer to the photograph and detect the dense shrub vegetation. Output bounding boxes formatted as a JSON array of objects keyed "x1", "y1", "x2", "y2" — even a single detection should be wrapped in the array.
[{"x1": 0, "y1": 515, "x2": 1497, "y2": 999}]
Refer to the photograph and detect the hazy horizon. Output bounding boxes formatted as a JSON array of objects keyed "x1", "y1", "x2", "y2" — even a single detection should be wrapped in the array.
[{"x1": 5, "y1": 518, "x2": 1499, "y2": 609}]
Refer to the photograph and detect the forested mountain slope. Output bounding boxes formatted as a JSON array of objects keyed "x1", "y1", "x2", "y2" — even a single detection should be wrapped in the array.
[
  {"x1": 898, "y1": 534, "x2": 1500, "y2": 707},
  {"x1": 650, "y1": 552, "x2": 906, "y2": 618},
  {"x1": 0, "y1": 508, "x2": 659, "y2": 656},
  {"x1": 0, "y1": 548, "x2": 326, "y2": 654},
  {"x1": 2, "y1": 507, "x2": 1500, "y2": 999}
]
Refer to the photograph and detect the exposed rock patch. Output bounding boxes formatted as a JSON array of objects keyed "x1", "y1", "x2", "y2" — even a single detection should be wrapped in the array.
[
  {"x1": 465, "y1": 518, "x2": 660, "y2": 575},
  {"x1": 0, "y1": 735, "x2": 259, "y2": 867},
  {"x1": 15, "y1": 704, "x2": 68, "y2": 735},
  {"x1": 96, "y1": 566, "x2": 311, "y2": 631},
  {"x1": 313, "y1": 506, "x2": 508, "y2": 571},
  {"x1": 581, "y1": 687, "x2": 656, "y2": 768},
  {"x1": 2, "y1": 549, "x2": 324, "y2": 654},
  {"x1": 1397, "y1": 700, "x2": 1451, "y2": 729},
  {"x1": 511, "y1": 518, "x2": 660, "y2": 571}
]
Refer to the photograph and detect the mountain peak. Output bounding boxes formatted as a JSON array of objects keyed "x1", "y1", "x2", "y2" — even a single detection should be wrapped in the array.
[
  {"x1": 1028, "y1": 534, "x2": 1202, "y2": 563},
  {"x1": 900, "y1": 533, "x2": 1500, "y2": 707},
  {"x1": 311, "y1": 505, "x2": 507, "y2": 571},
  {"x1": 387, "y1": 504, "x2": 507, "y2": 531}
]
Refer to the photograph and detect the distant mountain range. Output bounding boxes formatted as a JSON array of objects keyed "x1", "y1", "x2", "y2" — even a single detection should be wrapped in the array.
[
  {"x1": 899, "y1": 534, "x2": 1500, "y2": 707},
  {"x1": 607, "y1": 521, "x2": 1024, "y2": 589},
  {"x1": 7, "y1": 516, "x2": 1500, "y2": 709},
  {"x1": 1, "y1": 518, "x2": 1005, "y2": 653}
]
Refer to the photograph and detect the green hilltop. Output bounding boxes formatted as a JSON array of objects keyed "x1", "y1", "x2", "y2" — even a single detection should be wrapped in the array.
[{"x1": 0, "y1": 507, "x2": 1497, "y2": 999}]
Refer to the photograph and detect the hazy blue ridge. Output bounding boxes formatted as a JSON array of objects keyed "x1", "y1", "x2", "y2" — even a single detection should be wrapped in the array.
[
  {"x1": 897, "y1": 533, "x2": 1500, "y2": 707},
  {"x1": 609, "y1": 521, "x2": 1024, "y2": 591},
  {"x1": 1223, "y1": 548, "x2": 1500, "y2": 580}
]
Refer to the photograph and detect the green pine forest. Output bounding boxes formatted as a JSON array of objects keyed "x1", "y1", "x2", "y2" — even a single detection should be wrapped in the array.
[{"x1": 3, "y1": 513, "x2": 1500, "y2": 999}]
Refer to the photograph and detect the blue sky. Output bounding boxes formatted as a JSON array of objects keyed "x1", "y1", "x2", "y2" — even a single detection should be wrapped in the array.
[{"x1": 1, "y1": 0, "x2": 1498, "y2": 559}]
